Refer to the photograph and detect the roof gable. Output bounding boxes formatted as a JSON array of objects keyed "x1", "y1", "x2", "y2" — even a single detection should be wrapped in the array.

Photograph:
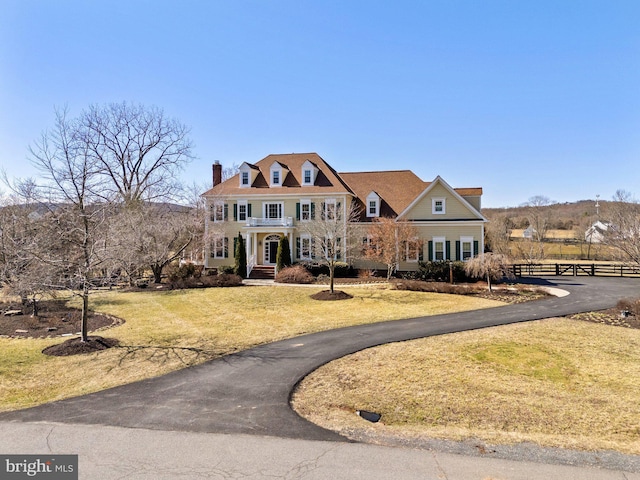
[{"x1": 397, "y1": 176, "x2": 486, "y2": 221}]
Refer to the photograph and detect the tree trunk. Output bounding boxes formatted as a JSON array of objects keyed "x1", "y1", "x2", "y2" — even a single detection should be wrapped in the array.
[
  {"x1": 329, "y1": 263, "x2": 335, "y2": 293},
  {"x1": 387, "y1": 264, "x2": 393, "y2": 280},
  {"x1": 151, "y1": 264, "x2": 163, "y2": 283},
  {"x1": 81, "y1": 285, "x2": 89, "y2": 342},
  {"x1": 31, "y1": 297, "x2": 39, "y2": 317},
  {"x1": 487, "y1": 273, "x2": 492, "y2": 292}
]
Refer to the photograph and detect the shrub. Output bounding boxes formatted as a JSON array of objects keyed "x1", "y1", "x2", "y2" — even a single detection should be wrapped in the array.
[
  {"x1": 304, "y1": 262, "x2": 355, "y2": 278},
  {"x1": 168, "y1": 263, "x2": 203, "y2": 281},
  {"x1": 392, "y1": 279, "x2": 481, "y2": 295},
  {"x1": 617, "y1": 298, "x2": 640, "y2": 316},
  {"x1": 169, "y1": 273, "x2": 243, "y2": 289},
  {"x1": 276, "y1": 237, "x2": 292, "y2": 271},
  {"x1": 218, "y1": 265, "x2": 235, "y2": 275},
  {"x1": 407, "y1": 261, "x2": 470, "y2": 283},
  {"x1": 275, "y1": 265, "x2": 315, "y2": 284}
]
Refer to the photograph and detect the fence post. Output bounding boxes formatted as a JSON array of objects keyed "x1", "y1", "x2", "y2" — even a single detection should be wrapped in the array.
[
  {"x1": 573, "y1": 264, "x2": 577, "y2": 276},
  {"x1": 591, "y1": 264, "x2": 595, "y2": 276},
  {"x1": 555, "y1": 264, "x2": 559, "y2": 276}
]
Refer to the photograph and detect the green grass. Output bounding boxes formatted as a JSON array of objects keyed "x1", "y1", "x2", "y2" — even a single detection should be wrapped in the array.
[
  {"x1": 292, "y1": 318, "x2": 640, "y2": 454},
  {"x1": 0, "y1": 284, "x2": 502, "y2": 412}
]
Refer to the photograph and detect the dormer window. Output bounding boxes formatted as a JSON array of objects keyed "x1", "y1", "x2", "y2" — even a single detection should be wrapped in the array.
[
  {"x1": 301, "y1": 160, "x2": 318, "y2": 186},
  {"x1": 239, "y1": 162, "x2": 258, "y2": 188},
  {"x1": 269, "y1": 162, "x2": 287, "y2": 187},
  {"x1": 366, "y1": 192, "x2": 380, "y2": 218}
]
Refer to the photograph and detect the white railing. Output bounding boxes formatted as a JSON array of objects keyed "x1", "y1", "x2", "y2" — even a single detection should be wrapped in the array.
[
  {"x1": 247, "y1": 217, "x2": 294, "y2": 227},
  {"x1": 247, "y1": 254, "x2": 256, "y2": 278}
]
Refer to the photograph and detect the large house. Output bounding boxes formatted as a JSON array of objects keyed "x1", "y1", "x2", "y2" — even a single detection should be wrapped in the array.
[{"x1": 202, "y1": 153, "x2": 486, "y2": 277}]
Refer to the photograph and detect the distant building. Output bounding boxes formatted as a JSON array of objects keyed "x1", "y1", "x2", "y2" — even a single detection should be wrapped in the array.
[{"x1": 585, "y1": 221, "x2": 609, "y2": 244}]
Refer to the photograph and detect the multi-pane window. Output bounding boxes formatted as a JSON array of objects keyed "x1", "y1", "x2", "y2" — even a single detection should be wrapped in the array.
[
  {"x1": 432, "y1": 198, "x2": 445, "y2": 214},
  {"x1": 460, "y1": 236, "x2": 474, "y2": 260},
  {"x1": 211, "y1": 202, "x2": 225, "y2": 222},
  {"x1": 301, "y1": 201, "x2": 311, "y2": 221},
  {"x1": 238, "y1": 202, "x2": 247, "y2": 222},
  {"x1": 300, "y1": 235, "x2": 312, "y2": 260},
  {"x1": 369, "y1": 201, "x2": 377, "y2": 216},
  {"x1": 406, "y1": 239, "x2": 421, "y2": 262},
  {"x1": 433, "y1": 237, "x2": 445, "y2": 261},
  {"x1": 272, "y1": 171, "x2": 280, "y2": 185},
  {"x1": 303, "y1": 170, "x2": 312, "y2": 184},
  {"x1": 325, "y1": 199, "x2": 336, "y2": 220},
  {"x1": 210, "y1": 237, "x2": 228, "y2": 258},
  {"x1": 265, "y1": 203, "x2": 283, "y2": 219},
  {"x1": 241, "y1": 171, "x2": 249, "y2": 186}
]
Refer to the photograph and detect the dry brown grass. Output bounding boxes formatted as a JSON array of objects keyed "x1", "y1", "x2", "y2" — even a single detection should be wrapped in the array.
[
  {"x1": 0, "y1": 285, "x2": 502, "y2": 412},
  {"x1": 292, "y1": 318, "x2": 640, "y2": 454}
]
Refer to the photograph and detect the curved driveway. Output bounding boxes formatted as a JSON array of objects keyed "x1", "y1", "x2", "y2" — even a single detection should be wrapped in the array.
[{"x1": 1, "y1": 276, "x2": 640, "y2": 442}]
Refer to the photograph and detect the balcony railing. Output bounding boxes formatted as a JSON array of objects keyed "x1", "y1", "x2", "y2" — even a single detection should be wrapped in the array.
[{"x1": 247, "y1": 217, "x2": 294, "y2": 227}]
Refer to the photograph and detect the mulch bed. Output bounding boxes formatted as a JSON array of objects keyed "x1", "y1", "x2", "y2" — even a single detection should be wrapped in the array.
[
  {"x1": 42, "y1": 336, "x2": 120, "y2": 356},
  {"x1": 0, "y1": 299, "x2": 123, "y2": 338},
  {"x1": 310, "y1": 290, "x2": 354, "y2": 301},
  {"x1": 569, "y1": 308, "x2": 640, "y2": 329}
]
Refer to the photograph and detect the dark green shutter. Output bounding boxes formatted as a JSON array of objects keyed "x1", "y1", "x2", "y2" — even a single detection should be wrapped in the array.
[
  {"x1": 473, "y1": 241, "x2": 479, "y2": 256},
  {"x1": 419, "y1": 244, "x2": 424, "y2": 261},
  {"x1": 296, "y1": 203, "x2": 300, "y2": 221},
  {"x1": 428, "y1": 241, "x2": 433, "y2": 261},
  {"x1": 320, "y1": 202, "x2": 325, "y2": 219},
  {"x1": 296, "y1": 237, "x2": 301, "y2": 259},
  {"x1": 455, "y1": 241, "x2": 461, "y2": 261},
  {"x1": 224, "y1": 238, "x2": 229, "y2": 258},
  {"x1": 233, "y1": 204, "x2": 238, "y2": 221},
  {"x1": 337, "y1": 237, "x2": 342, "y2": 260},
  {"x1": 446, "y1": 241, "x2": 451, "y2": 260},
  {"x1": 310, "y1": 202, "x2": 315, "y2": 219},
  {"x1": 223, "y1": 204, "x2": 228, "y2": 221},
  {"x1": 247, "y1": 203, "x2": 252, "y2": 217}
]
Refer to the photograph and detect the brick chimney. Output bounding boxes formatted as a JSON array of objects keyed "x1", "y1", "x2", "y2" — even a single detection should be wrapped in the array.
[{"x1": 212, "y1": 161, "x2": 222, "y2": 187}]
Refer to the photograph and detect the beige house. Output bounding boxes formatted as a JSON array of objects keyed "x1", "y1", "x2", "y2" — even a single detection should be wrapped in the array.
[{"x1": 202, "y1": 153, "x2": 486, "y2": 277}]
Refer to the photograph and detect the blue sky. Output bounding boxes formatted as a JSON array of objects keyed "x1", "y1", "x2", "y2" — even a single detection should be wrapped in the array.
[{"x1": 1, "y1": 1, "x2": 638, "y2": 208}]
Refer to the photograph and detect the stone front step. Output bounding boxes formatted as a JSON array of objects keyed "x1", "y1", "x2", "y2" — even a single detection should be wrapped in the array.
[{"x1": 249, "y1": 265, "x2": 275, "y2": 279}]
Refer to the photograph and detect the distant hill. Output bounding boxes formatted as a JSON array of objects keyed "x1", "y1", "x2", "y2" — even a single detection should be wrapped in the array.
[{"x1": 483, "y1": 200, "x2": 604, "y2": 231}]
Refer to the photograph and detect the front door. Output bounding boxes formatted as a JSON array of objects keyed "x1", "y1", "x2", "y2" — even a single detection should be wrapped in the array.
[{"x1": 264, "y1": 235, "x2": 281, "y2": 265}]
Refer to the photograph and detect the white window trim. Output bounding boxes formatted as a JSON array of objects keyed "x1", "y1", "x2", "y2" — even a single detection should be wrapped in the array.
[
  {"x1": 432, "y1": 236, "x2": 446, "y2": 261},
  {"x1": 405, "y1": 238, "x2": 421, "y2": 263},
  {"x1": 270, "y1": 164, "x2": 284, "y2": 187},
  {"x1": 240, "y1": 171, "x2": 250, "y2": 187},
  {"x1": 432, "y1": 197, "x2": 446, "y2": 215},
  {"x1": 324, "y1": 198, "x2": 337, "y2": 220},
  {"x1": 299, "y1": 234, "x2": 313, "y2": 261},
  {"x1": 211, "y1": 236, "x2": 227, "y2": 258},
  {"x1": 263, "y1": 201, "x2": 284, "y2": 219},
  {"x1": 300, "y1": 199, "x2": 312, "y2": 221},
  {"x1": 303, "y1": 169, "x2": 312, "y2": 185},
  {"x1": 212, "y1": 201, "x2": 225, "y2": 223},
  {"x1": 237, "y1": 200, "x2": 247, "y2": 222},
  {"x1": 366, "y1": 192, "x2": 380, "y2": 218},
  {"x1": 460, "y1": 236, "x2": 474, "y2": 261}
]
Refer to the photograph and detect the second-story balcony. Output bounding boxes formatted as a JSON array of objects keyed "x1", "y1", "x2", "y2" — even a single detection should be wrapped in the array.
[{"x1": 247, "y1": 217, "x2": 294, "y2": 227}]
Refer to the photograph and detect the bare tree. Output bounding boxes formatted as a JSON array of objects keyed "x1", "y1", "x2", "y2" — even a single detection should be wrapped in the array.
[
  {"x1": 28, "y1": 107, "x2": 113, "y2": 342},
  {"x1": 298, "y1": 200, "x2": 360, "y2": 293},
  {"x1": 522, "y1": 195, "x2": 554, "y2": 244},
  {"x1": 602, "y1": 190, "x2": 640, "y2": 265},
  {"x1": 110, "y1": 202, "x2": 199, "y2": 284},
  {"x1": 363, "y1": 216, "x2": 421, "y2": 279},
  {"x1": 464, "y1": 253, "x2": 512, "y2": 291},
  {"x1": 81, "y1": 102, "x2": 194, "y2": 203},
  {"x1": 484, "y1": 213, "x2": 512, "y2": 256}
]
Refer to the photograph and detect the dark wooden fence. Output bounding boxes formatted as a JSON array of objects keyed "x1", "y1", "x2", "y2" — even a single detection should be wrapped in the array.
[{"x1": 512, "y1": 263, "x2": 640, "y2": 278}]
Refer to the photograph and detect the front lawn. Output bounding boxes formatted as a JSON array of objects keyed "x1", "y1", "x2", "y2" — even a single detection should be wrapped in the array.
[
  {"x1": 0, "y1": 284, "x2": 502, "y2": 412},
  {"x1": 292, "y1": 318, "x2": 640, "y2": 454}
]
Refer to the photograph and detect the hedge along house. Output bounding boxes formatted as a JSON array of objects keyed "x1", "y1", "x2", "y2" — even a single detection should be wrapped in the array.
[{"x1": 201, "y1": 153, "x2": 486, "y2": 278}]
